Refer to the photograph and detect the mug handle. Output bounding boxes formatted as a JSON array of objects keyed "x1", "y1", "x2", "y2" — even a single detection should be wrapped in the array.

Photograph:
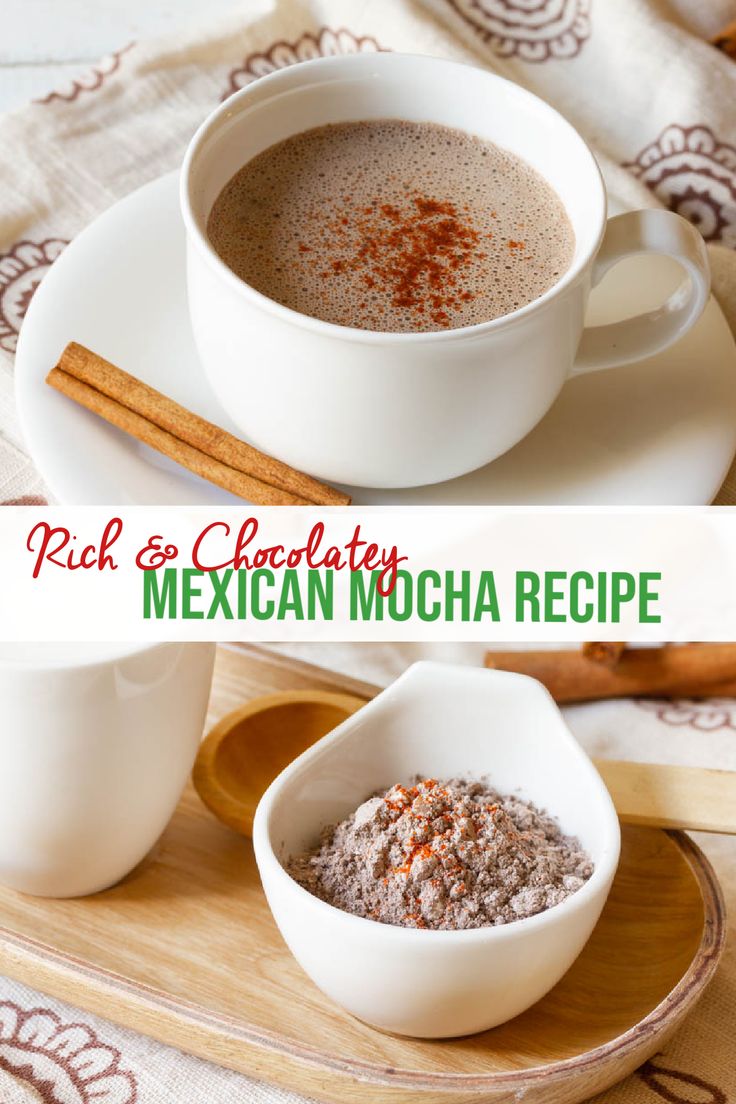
[{"x1": 571, "y1": 209, "x2": 710, "y2": 376}]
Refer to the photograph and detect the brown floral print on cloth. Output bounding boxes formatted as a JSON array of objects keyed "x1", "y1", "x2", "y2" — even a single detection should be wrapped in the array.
[
  {"x1": 34, "y1": 44, "x2": 135, "y2": 105},
  {"x1": 0, "y1": 239, "x2": 67, "y2": 354},
  {"x1": 624, "y1": 125, "x2": 736, "y2": 248},
  {"x1": 0, "y1": 1002, "x2": 137, "y2": 1103},
  {"x1": 442, "y1": 0, "x2": 591, "y2": 62},
  {"x1": 636, "y1": 1058, "x2": 726, "y2": 1104},
  {"x1": 0, "y1": 497, "x2": 48, "y2": 506},
  {"x1": 223, "y1": 27, "x2": 384, "y2": 99},
  {"x1": 636, "y1": 697, "x2": 736, "y2": 732}
]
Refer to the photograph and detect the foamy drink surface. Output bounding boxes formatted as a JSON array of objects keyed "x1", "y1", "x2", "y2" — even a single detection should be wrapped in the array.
[{"x1": 207, "y1": 119, "x2": 575, "y2": 333}]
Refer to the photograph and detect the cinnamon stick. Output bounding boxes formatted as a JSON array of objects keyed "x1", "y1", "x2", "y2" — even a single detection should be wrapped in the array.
[
  {"x1": 484, "y1": 644, "x2": 736, "y2": 703},
  {"x1": 47, "y1": 342, "x2": 351, "y2": 507},
  {"x1": 48, "y1": 369, "x2": 307, "y2": 505},
  {"x1": 712, "y1": 20, "x2": 736, "y2": 59},
  {"x1": 581, "y1": 642, "x2": 626, "y2": 668}
]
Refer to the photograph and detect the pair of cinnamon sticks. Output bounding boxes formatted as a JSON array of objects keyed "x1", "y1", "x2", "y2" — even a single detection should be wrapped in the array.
[
  {"x1": 47, "y1": 343, "x2": 350, "y2": 507},
  {"x1": 484, "y1": 644, "x2": 736, "y2": 704},
  {"x1": 712, "y1": 19, "x2": 736, "y2": 59}
]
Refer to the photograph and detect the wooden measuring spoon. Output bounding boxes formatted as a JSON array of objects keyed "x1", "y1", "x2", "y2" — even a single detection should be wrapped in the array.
[
  {"x1": 193, "y1": 689, "x2": 736, "y2": 837},
  {"x1": 193, "y1": 690, "x2": 365, "y2": 835}
]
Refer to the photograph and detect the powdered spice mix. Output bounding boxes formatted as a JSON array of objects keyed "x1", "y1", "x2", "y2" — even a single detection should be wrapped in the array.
[{"x1": 289, "y1": 778, "x2": 592, "y2": 930}]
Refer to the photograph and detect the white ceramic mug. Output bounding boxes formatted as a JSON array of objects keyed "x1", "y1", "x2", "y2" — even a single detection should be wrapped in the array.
[
  {"x1": 181, "y1": 53, "x2": 710, "y2": 490},
  {"x1": 254, "y1": 662, "x2": 620, "y2": 1037},
  {"x1": 0, "y1": 642, "x2": 215, "y2": 898}
]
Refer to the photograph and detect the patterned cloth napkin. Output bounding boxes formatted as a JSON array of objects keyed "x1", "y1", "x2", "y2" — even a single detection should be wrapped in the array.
[
  {"x1": 1, "y1": 640, "x2": 735, "y2": 1103},
  {"x1": 1, "y1": 0, "x2": 736, "y2": 1099},
  {"x1": 1, "y1": 0, "x2": 736, "y2": 502}
]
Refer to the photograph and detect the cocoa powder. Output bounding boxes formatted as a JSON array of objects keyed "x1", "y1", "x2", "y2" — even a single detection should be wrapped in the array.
[{"x1": 288, "y1": 778, "x2": 592, "y2": 930}]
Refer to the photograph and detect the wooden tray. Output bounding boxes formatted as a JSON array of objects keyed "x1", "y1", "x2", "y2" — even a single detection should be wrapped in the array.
[{"x1": 0, "y1": 645, "x2": 726, "y2": 1104}]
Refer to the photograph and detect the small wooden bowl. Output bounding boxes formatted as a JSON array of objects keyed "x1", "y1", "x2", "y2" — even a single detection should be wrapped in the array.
[{"x1": 192, "y1": 689, "x2": 365, "y2": 835}]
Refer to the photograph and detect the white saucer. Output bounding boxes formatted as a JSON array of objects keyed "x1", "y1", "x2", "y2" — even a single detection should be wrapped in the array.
[{"x1": 15, "y1": 173, "x2": 736, "y2": 505}]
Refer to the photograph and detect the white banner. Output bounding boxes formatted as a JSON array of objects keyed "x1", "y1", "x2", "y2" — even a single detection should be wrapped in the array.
[{"x1": 0, "y1": 506, "x2": 733, "y2": 641}]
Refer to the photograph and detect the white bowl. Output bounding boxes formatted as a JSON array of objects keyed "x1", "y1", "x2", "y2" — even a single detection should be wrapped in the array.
[{"x1": 253, "y1": 662, "x2": 620, "y2": 1038}]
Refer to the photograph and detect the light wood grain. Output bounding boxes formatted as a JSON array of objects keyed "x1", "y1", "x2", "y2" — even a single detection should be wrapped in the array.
[
  {"x1": 595, "y1": 760, "x2": 736, "y2": 834},
  {"x1": 207, "y1": 646, "x2": 736, "y2": 837},
  {"x1": 193, "y1": 688, "x2": 365, "y2": 834},
  {"x1": 0, "y1": 645, "x2": 726, "y2": 1104}
]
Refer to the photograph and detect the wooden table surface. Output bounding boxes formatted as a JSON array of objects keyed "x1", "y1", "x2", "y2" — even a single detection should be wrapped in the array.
[{"x1": 0, "y1": 0, "x2": 246, "y2": 112}]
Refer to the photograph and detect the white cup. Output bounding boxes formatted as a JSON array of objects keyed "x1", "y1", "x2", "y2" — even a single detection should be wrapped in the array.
[
  {"x1": 0, "y1": 642, "x2": 215, "y2": 898},
  {"x1": 181, "y1": 53, "x2": 710, "y2": 490},
  {"x1": 254, "y1": 662, "x2": 620, "y2": 1037}
]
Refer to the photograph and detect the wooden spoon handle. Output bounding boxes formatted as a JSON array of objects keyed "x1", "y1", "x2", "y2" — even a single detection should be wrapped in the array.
[
  {"x1": 595, "y1": 760, "x2": 736, "y2": 834},
  {"x1": 207, "y1": 649, "x2": 736, "y2": 837}
]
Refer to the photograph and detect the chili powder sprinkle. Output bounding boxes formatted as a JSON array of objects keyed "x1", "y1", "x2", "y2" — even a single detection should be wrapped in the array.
[
  {"x1": 288, "y1": 777, "x2": 593, "y2": 931},
  {"x1": 206, "y1": 119, "x2": 576, "y2": 333},
  {"x1": 313, "y1": 194, "x2": 489, "y2": 328}
]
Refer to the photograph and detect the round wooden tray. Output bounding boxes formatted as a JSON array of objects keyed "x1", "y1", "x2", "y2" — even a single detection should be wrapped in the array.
[{"x1": 0, "y1": 647, "x2": 727, "y2": 1104}]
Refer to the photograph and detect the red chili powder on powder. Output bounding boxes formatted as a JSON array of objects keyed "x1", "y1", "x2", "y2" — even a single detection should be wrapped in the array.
[
  {"x1": 289, "y1": 778, "x2": 592, "y2": 931},
  {"x1": 309, "y1": 194, "x2": 505, "y2": 328}
]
